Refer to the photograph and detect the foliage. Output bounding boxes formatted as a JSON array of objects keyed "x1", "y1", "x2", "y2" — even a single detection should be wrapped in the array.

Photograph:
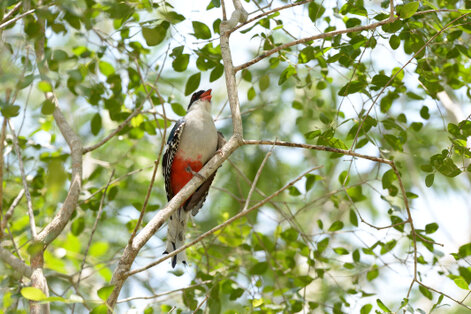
[{"x1": 1, "y1": 0, "x2": 471, "y2": 313}]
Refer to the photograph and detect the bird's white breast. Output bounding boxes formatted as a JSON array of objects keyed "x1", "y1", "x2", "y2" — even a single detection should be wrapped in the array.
[{"x1": 177, "y1": 108, "x2": 218, "y2": 163}]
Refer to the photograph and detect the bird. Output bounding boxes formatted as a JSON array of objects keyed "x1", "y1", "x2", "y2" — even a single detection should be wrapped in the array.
[{"x1": 162, "y1": 89, "x2": 224, "y2": 268}]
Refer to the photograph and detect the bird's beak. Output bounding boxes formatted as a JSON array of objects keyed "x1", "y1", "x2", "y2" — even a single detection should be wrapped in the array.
[{"x1": 200, "y1": 89, "x2": 212, "y2": 102}]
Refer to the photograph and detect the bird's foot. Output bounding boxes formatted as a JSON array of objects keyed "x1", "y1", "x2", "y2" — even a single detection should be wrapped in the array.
[
  {"x1": 214, "y1": 149, "x2": 224, "y2": 157},
  {"x1": 185, "y1": 166, "x2": 206, "y2": 180}
]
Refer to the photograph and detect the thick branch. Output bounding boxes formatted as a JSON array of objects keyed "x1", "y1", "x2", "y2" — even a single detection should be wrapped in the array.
[
  {"x1": 107, "y1": 136, "x2": 241, "y2": 310},
  {"x1": 36, "y1": 95, "x2": 83, "y2": 245},
  {"x1": 220, "y1": 0, "x2": 246, "y2": 137},
  {"x1": 126, "y1": 165, "x2": 321, "y2": 277},
  {"x1": 0, "y1": 246, "x2": 32, "y2": 278}
]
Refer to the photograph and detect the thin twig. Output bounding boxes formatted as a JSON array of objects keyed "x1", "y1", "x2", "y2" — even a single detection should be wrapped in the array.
[
  {"x1": 0, "y1": 118, "x2": 7, "y2": 237},
  {"x1": 1, "y1": 2, "x2": 22, "y2": 24},
  {"x1": 350, "y1": 12, "x2": 471, "y2": 150},
  {"x1": 234, "y1": 0, "x2": 397, "y2": 72},
  {"x1": 416, "y1": 280, "x2": 471, "y2": 311},
  {"x1": 231, "y1": 0, "x2": 313, "y2": 34},
  {"x1": 128, "y1": 59, "x2": 167, "y2": 243},
  {"x1": 117, "y1": 280, "x2": 211, "y2": 303},
  {"x1": 0, "y1": 8, "x2": 35, "y2": 30},
  {"x1": 2, "y1": 189, "x2": 25, "y2": 229},
  {"x1": 80, "y1": 167, "x2": 151, "y2": 204},
  {"x1": 82, "y1": 104, "x2": 144, "y2": 154},
  {"x1": 72, "y1": 170, "x2": 115, "y2": 314},
  {"x1": 242, "y1": 145, "x2": 274, "y2": 211},
  {"x1": 126, "y1": 166, "x2": 321, "y2": 277},
  {"x1": 76, "y1": 170, "x2": 115, "y2": 287},
  {"x1": 193, "y1": 293, "x2": 210, "y2": 313},
  {"x1": 7, "y1": 120, "x2": 37, "y2": 239}
]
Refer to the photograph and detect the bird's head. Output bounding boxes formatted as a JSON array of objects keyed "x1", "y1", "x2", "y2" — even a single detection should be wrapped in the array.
[{"x1": 188, "y1": 89, "x2": 212, "y2": 112}]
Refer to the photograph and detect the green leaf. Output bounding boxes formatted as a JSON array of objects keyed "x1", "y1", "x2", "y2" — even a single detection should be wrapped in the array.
[
  {"x1": 171, "y1": 103, "x2": 186, "y2": 116},
  {"x1": 372, "y1": 74, "x2": 391, "y2": 87},
  {"x1": 382, "y1": 169, "x2": 397, "y2": 189},
  {"x1": 338, "y1": 81, "x2": 366, "y2": 96},
  {"x1": 347, "y1": 185, "x2": 367, "y2": 202},
  {"x1": 317, "y1": 237, "x2": 329, "y2": 253},
  {"x1": 420, "y1": 106, "x2": 430, "y2": 119},
  {"x1": 288, "y1": 186, "x2": 301, "y2": 196},
  {"x1": 367, "y1": 265, "x2": 379, "y2": 281},
  {"x1": 71, "y1": 217, "x2": 85, "y2": 236},
  {"x1": 454, "y1": 276, "x2": 469, "y2": 290},
  {"x1": 192, "y1": 21, "x2": 211, "y2": 39},
  {"x1": 90, "y1": 304, "x2": 108, "y2": 314},
  {"x1": 278, "y1": 65, "x2": 296, "y2": 85},
  {"x1": 91, "y1": 113, "x2": 102, "y2": 136},
  {"x1": 242, "y1": 69, "x2": 252, "y2": 82},
  {"x1": 21, "y1": 287, "x2": 47, "y2": 301},
  {"x1": 349, "y1": 209, "x2": 358, "y2": 227},
  {"x1": 360, "y1": 304, "x2": 372, "y2": 314},
  {"x1": 97, "y1": 285, "x2": 115, "y2": 301},
  {"x1": 259, "y1": 75, "x2": 270, "y2": 91},
  {"x1": 172, "y1": 54, "x2": 190, "y2": 72},
  {"x1": 0, "y1": 103, "x2": 20, "y2": 118},
  {"x1": 376, "y1": 299, "x2": 391, "y2": 312},
  {"x1": 458, "y1": 243, "x2": 471, "y2": 258},
  {"x1": 333, "y1": 247, "x2": 349, "y2": 255},
  {"x1": 308, "y1": 2, "x2": 326, "y2": 21},
  {"x1": 399, "y1": 2, "x2": 420, "y2": 19},
  {"x1": 425, "y1": 222, "x2": 438, "y2": 234},
  {"x1": 380, "y1": 240, "x2": 397, "y2": 254},
  {"x1": 305, "y1": 174, "x2": 317, "y2": 191},
  {"x1": 185, "y1": 73, "x2": 201, "y2": 96},
  {"x1": 41, "y1": 99, "x2": 55, "y2": 115},
  {"x1": 210, "y1": 64, "x2": 224, "y2": 82},
  {"x1": 98, "y1": 61, "x2": 115, "y2": 76},
  {"x1": 328, "y1": 221, "x2": 344, "y2": 232},
  {"x1": 38, "y1": 80, "x2": 52, "y2": 92},
  {"x1": 247, "y1": 87, "x2": 256, "y2": 100},
  {"x1": 142, "y1": 22, "x2": 169, "y2": 46},
  {"x1": 419, "y1": 285, "x2": 433, "y2": 300},
  {"x1": 389, "y1": 35, "x2": 400, "y2": 50},
  {"x1": 249, "y1": 261, "x2": 268, "y2": 275}
]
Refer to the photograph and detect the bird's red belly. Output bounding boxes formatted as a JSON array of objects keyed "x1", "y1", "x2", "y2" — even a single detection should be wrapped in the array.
[{"x1": 170, "y1": 155, "x2": 203, "y2": 195}]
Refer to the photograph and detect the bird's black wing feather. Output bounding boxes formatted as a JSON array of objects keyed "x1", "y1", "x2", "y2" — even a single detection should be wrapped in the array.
[
  {"x1": 162, "y1": 119, "x2": 186, "y2": 201},
  {"x1": 185, "y1": 131, "x2": 226, "y2": 216}
]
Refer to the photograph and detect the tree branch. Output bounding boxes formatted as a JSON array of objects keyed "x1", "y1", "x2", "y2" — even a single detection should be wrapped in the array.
[
  {"x1": 36, "y1": 98, "x2": 83, "y2": 245},
  {"x1": 7, "y1": 120, "x2": 37, "y2": 239},
  {"x1": 0, "y1": 245, "x2": 32, "y2": 278},
  {"x1": 107, "y1": 136, "x2": 241, "y2": 310},
  {"x1": 126, "y1": 165, "x2": 321, "y2": 277},
  {"x1": 350, "y1": 12, "x2": 471, "y2": 151},
  {"x1": 117, "y1": 280, "x2": 211, "y2": 303},
  {"x1": 230, "y1": 0, "x2": 313, "y2": 34},
  {"x1": 0, "y1": 118, "x2": 7, "y2": 237},
  {"x1": 234, "y1": 2, "x2": 398, "y2": 72},
  {"x1": 220, "y1": 0, "x2": 246, "y2": 137},
  {"x1": 0, "y1": 8, "x2": 35, "y2": 30},
  {"x1": 2, "y1": 189, "x2": 25, "y2": 229},
  {"x1": 82, "y1": 104, "x2": 144, "y2": 154}
]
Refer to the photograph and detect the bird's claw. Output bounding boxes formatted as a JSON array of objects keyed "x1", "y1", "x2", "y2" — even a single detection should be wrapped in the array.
[
  {"x1": 215, "y1": 149, "x2": 224, "y2": 157},
  {"x1": 185, "y1": 166, "x2": 206, "y2": 180}
]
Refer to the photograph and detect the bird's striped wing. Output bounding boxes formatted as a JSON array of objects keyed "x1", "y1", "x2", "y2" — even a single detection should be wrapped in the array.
[
  {"x1": 186, "y1": 131, "x2": 226, "y2": 216},
  {"x1": 162, "y1": 119, "x2": 186, "y2": 201}
]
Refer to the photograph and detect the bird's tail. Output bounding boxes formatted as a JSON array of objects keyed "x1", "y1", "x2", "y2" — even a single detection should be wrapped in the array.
[{"x1": 163, "y1": 207, "x2": 189, "y2": 268}]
